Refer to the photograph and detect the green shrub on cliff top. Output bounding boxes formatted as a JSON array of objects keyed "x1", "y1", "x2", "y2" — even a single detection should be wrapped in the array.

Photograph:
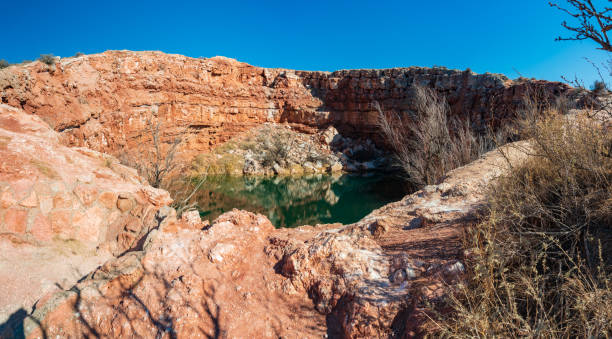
[{"x1": 38, "y1": 54, "x2": 56, "y2": 65}]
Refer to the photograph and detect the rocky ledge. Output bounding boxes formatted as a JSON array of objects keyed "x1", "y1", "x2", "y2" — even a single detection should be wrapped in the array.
[{"x1": 192, "y1": 124, "x2": 389, "y2": 176}]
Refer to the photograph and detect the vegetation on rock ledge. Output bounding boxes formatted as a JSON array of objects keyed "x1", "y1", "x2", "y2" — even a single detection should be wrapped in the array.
[{"x1": 429, "y1": 97, "x2": 612, "y2": 338}]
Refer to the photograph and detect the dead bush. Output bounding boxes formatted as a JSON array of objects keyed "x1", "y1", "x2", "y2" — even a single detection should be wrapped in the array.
[
  {"x1": 118, "y1": 119, "x2": 206, "y2": 216},
  {"x1": 429, "y1": 107, "x2": 612, "y2": 337},
  {"x1": 119, "y1": 120, "x2": 182, "y2": 189},
  {"x1": 376, "y1": 85, "x2": 504, "y2": 187}
]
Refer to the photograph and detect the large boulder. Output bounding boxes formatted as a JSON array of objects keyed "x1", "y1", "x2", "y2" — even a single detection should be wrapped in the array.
[{"x1": 0, "y1": 104, "x2": 172, "y2": 325}]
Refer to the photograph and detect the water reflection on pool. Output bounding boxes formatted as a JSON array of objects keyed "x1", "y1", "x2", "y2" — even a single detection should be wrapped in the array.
[{"x1": 194, "y1": 173, "x2": 410, "y2": 228}]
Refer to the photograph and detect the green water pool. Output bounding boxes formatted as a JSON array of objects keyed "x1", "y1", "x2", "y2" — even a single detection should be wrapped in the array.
[{"x1": 194, "y1": 173, "x2": 410, "y2": 228}]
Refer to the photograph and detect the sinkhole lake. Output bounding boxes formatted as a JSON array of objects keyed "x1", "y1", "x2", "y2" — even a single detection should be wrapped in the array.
[{"x1": 195, "y1": 173, "x2": 410, "y2": 228}]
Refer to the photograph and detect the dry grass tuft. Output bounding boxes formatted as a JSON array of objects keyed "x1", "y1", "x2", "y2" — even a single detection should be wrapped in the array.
[{"x1": 429, "y1": 102, "x2": 612, "y2": 338}]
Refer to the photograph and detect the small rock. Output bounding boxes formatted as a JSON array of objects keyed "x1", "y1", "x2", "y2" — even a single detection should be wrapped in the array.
[
  {"x1": 369, "y1": 218, "x2": 390, "y2": 237},
  {"x1": 19, "y1": 190, "x2": 38, "y2": 208},
  {"x1": 423, "y1": 185, "x2": 437, "y2": 193},
  {"x1": 391, "y1": 269, "x2": 407, "y2": 283},
  {"x1": 272, "y1": 163, "x2": 282, "y2": 174},
  {"x1": 437, "y1": 183, "x2": 452, "y2": 193},
  {"x1": 208, "y1": 243, "x2": 236, "y2": 263},
  {"x1": 329, "y1": 162, "x2": 343, "y2": 173},
  {"x1": 445, "y1": 261, "x2": 465, "y2": 276},
  {"x1": 391, "y1": 268, "x2": 417, "y2": 284},
  {"x1": 319, "y1": 126, "x2": 340, "y2": 145},
  {"x1": 156, "y1": 206, "x2": 176, "y2": 222},
  {"x1": 98, "y1": 192, "x2": 118, "y2": 209},
  {"x1": 116, "y1": 196, "x2": 133, "y2": 212},
  {"x1": 139, "y1": 186, "x2": 173, "y2": 206},
  {"x1": 181, "y1": 210, "x2": 201, "y2": 226},
  {"x1": 302, "y1": 162, "x2": 316, "y2": 173},
  {"x1": 404, "y1": 217, "x2": 423, "y2": 230}
]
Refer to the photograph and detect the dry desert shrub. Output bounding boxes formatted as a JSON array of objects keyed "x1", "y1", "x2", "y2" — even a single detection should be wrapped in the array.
[
  {"x1": 38, "y1": 54, "x2": 56, "y2": 66},
  {"x1": 250, "y1": 126, "x2": 295, "y2": 168},
  {"x1": 429, "y1": 104, "x2": 612, "y2": 338},
  {"x1": 376, "y1": 85, "x2": 506, "y2": 187},
  {"x1": 118, "y1": 119, "x2": 205, "y2": 216},
  {"x1": 119, "y1": 120, "x2": 182, "y2": 189}
]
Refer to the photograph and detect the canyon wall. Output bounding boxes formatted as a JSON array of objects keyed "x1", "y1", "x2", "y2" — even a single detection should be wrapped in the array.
[
  {"x1": 0, "y1": 50, "x2": 570, "y2": 159},
  {"x1": 0, "y1": 51, "x2": 575, "y2": 337}
]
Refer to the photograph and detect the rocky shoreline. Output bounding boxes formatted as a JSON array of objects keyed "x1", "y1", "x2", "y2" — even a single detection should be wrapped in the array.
[
  {"x1": 192, "y1": 124, "x2": 390, "y2": 177},
  {"x1": 0, "y1": 103, "x2": 529, "y2": 337}
]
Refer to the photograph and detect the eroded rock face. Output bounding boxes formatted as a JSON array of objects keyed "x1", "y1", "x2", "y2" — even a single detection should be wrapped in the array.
[
  {"x1": 22, "y1": 210, "x2": 328, "y2": 339},
  {"x1": 0, "y1": 104, "x2": 172, "y2": 325},
  {"x1": 0, "y1": 104, "x2": 171, "y2": 250},
  {"x1": 0, "y1": 51, "x2": 570, "y2": 159},
  {"x1": 15, "y1": 142, "x2": 531, "y2": 338}
]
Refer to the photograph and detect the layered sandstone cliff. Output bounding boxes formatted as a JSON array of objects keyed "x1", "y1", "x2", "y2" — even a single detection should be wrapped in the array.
[{"x1": 0, "y1": 51, "x2": 570, "y2": 160}]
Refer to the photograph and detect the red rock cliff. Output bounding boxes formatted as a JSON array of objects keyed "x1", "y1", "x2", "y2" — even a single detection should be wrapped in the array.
[{"x1": 0, "y1": 51, "x2": 570, "y2": 159}]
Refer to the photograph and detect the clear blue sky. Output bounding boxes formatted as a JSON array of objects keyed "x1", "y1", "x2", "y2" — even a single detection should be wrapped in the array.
[{"x1": 1, "y1": 0, "x2": 609, "y2": 86}]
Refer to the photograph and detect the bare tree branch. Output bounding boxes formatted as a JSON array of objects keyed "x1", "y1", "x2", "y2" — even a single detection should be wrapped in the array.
[{"x1": 549, "y1": 0, "x2": 612, "y2": 52}]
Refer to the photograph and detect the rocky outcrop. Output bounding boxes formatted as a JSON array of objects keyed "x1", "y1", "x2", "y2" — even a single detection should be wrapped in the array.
[
  {"x1": 0, "y1": 51, "x2": 570, "y2": 160},
  {"x1": 13, "y1": 142, "x2": 531, "y2": 338},
  {"x1": 0, "y1": 52, "x2": 323, "y2": 159},
  {"x1": 192, "y1": 123, "x2": 387, "y2": 176},
  {"x1": 20, "y1": 210, "x2": 328, "y2": 339},
  {"x1": 273, "y1": 141, "x2": 530, "y2": 337},
  {"x1": 0, "y1": 104, "x2": 172, "y2": 326},
  {"x1": 294, "y1": 70, "x2": 570, "y2": 141},
  {"x1": 0, "y1": 104, "x2": 171, "y2": 251}
]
